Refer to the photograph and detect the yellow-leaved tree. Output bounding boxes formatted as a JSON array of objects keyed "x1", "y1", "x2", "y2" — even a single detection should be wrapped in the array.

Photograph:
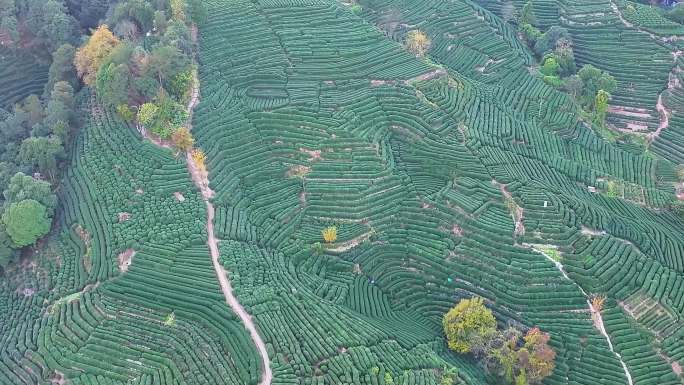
[
  {"x1": 74, "y1": 25, "x2": 120, "y2": 86},
  {"x1": 321, "y1": 226, "x2": 337, "y2": 243},
  {"x1": 442, "y1": 296, "x2": 496, "y2": 353},
  {"x1": 191, "y1": 149, "x2": 206, "y2": 171},
  {"x1": 405, "y1": 30, "x2": 431, "y2": 57}
]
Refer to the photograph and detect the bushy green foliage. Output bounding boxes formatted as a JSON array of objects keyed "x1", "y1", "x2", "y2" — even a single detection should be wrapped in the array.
[
  {"x1": 2, "y1": 199, "x2": 51, "y2": 247},
  {"x1": 137, "y1": 95, "x2": 187, "y2": 139},
  {"x1": 554, "y1": 41, "x2": 576, "y2": 76},
  {"x1": 96, "y1": 62, "x2": 131, "y2": 108},
  {"x1": 440, "y1": 367, "x2": 459, "y2": 385},
  {"x1": 443, "y1": 297, "x2": 496, "y2": 353},
  {"x1": 170, "y1": 67, "x2": 194, "y2": 101},
  {"x1": 533, "y1": 26, "x2": 569, "y2": 56},
  {"x1": 540, "y1": 55, "x2": 559, "y2": 77},
  {"x1": 116, "y1": 104, "x2": 135, "y2": 122},
  {"x1": 520, "y1": 1, "x2": 536, "y2": 26},
  {"x1": 578, "y1": 64, "x2": 616, "y2": 103},
  {"x1": 19, "y1": 136, "x2": 64, "y2": 178},
  {"x1": 46, "y1": 81, "x2": 75, "y2": 129},
  {"x1": 3, "y1": 172, "x2": 57, "y2": 213},
  {"x1": 0, "y1": 223, "x2": 17, "y2": 268},
  {"x1": 519, "y1": 23, "x2": 541, "y2": 43},
  {"x1": 45, "y1": 44, "x2": 78, "y2": 95},
  {"x1": 594, "y1": 89, "x2": 610, "y2": 126},
  {"x1": 444, "y1": 299, "x2": 556, "y2": 384}
]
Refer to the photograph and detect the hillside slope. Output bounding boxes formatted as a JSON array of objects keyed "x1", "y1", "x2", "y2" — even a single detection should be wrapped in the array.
[{"x1": 1, "y1": 0, "x2": 684, "y2": 384}]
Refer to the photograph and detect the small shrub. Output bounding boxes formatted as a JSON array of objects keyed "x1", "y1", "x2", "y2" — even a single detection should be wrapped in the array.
[
  {"x1": 137, "y1": 103, "x2": 159, "y2": 128},
  {"x1": 321, "y1": 226, "x2": 337, "y2": 243},
  {"x1": 164, "y1": 312, "x2": 176, "y2": 326},
  {"x1": 591, "y1": 294, "x2": 606, "y2": 313},
  {"x1": 116, "y1": 104, "x2": 135, "y2": 122},
  {"x1": 606, "y1": 180, "x2": 619, "y2": 198},
  {"x1": 405, "y1": 30, "x2": 431, "y2": 57},
  {"x1": 191, "y1": 149, "x2": 207, "y2": 171},
  {"x1": 440, "y1": 366, "x2": 459, "y2": 385},
  {"x1": 384, "y1": 371, "x2": 395, "y2": 385},
  {"x1": 311, "y1": 241, "x2": 324, "y2": 255},
  {"x1": 171, "y1": 127, "x2": 194, "y2": 152}
]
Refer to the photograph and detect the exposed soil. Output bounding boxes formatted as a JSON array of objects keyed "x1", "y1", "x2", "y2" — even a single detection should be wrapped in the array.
[
  {"x1": 117, "y1": 249, "x2": 136, "y2": 273},
  {"x1": 497, "y1": 182, "x2": 525, "y2": 237},
  {"x1": 581, "y1": 226, "x2": 607, "y2": 237},
  {"x1": 650, "y1": 51, "x2": 682, "y2": 141},
  {"x1": 370, "y1": 79, "x2": 396, "y2": 87},
  {"x1": 405, "y1": 68, "x2": 446, "y2": 84},
  {"x1": 326, "y1": 231, "x2": 374, "y2": 253},
  {"x1": 173, "y1": 192, "x2": 186, "y2": 202},
  {"x1": 118, "y1": 212, "x2": 131, "y2": 222},
  {"x1": 50, "y1": 370, "x2": 66, "y2": 385},
  {"x1": 299, "y1": 147, "x2": 322, "y2": 161},
  {"x1": 608, "y1": 106, "x2": 652, "y2": 119}
]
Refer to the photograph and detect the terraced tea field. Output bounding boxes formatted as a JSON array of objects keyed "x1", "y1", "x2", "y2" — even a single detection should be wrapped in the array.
[
  {"x1": 2, "y1": 0, "x2": 684, "y2": 384},
  {"x1": 0, "y1": 50, "x2": 48, "y2": 110}
]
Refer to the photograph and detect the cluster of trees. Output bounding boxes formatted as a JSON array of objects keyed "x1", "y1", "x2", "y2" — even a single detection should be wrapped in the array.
[
  {"x1": 515, "y1": 1, "x2": 616, "y2": 127},
  {"x1": 565, "y1": 65, "x2": 616, "y2": 127},
  {"x1": 75, "y1": 0, "x2": 204, "y2": 150},
  {"x1": 442, "y1": 297, "x2": 556, "y2": 385},
  {"x1": 0, "y1": 0, "x2": 103, "y2": 271},
  {"x1": 0, "y1": 0, "x2": 91, "y2": 60},
  {"x1": 0, "y1": 41, "x2": 83, "y2": 268},
  {"x1": 0, "y1": 0, "x2": 205, "y2": 272},
  {"x1": 0, "y1": 173, "x2": 57, "y2": 266}
]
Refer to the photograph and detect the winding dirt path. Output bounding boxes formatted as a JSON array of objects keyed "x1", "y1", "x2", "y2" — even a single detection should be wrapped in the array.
[
  {"x1": 184, "y1": 38, "x2": 273, "y2": 385},
  {"x1": 534, "y1": 248, "x2": 634, "y2": 385},
  {"x1": 650, "y1": 51, "x2": 682, "y2": 141},
  {"x1": 608, "y1": 0, "x2": 682, "y2": 43},
  {"x1": 140, "y1": 23, "x2": 273, "y2": 385},
  {"x1": 203, "y1": 200, "x2": 273, "y2": 385}
]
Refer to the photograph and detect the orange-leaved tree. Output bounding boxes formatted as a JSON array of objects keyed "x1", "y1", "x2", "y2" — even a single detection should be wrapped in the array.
[
  {"x1": 75, "y1": 25, "x2": 120, "y2": 86},
  {"x1": 171, "y1": 127, "x2": 194, "y2": 152},
  {"x1": 518, "y1": 328, "x2": 556, "y2": 384}
]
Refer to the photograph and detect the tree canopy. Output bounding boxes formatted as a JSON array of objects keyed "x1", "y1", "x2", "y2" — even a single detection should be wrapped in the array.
[
  {"x1": 442, "y1": 296, "x2": 497, "y2": 353},
  {"x1": 19, "y1": 136, "x2": 64, "y2": 179},
  {"x1": 443, "y1": 298, "x2": 556, "y2": 384},
  {"x1": 405, "y1": 30, "x2": 431, "y2": 57},
  {"x1": 75, "y1": 25, "x2": 121, "y2": 85},
  {"x1": 4, "y1": 172, "x2": 57, "y2": 213},
  {"x1": 2, "y1": 199, "x2": 51, "y2": 247}
]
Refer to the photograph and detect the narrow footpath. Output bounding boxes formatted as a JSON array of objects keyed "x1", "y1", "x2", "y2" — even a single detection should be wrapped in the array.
[
  {"x1": 534, "y1": 248, "x2": 634, "y2": 385},
  {"x1": 144, "y1": 24, "x2": 273, "y2": 385}
]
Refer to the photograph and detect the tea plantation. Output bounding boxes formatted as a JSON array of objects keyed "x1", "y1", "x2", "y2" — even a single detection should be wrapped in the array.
[
  {"x1": 0, "y1": 50, "x2": 48, "y2": 110},
  {"x1": 1, "y1": 0, "x2": 684, "y2": 384}
]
